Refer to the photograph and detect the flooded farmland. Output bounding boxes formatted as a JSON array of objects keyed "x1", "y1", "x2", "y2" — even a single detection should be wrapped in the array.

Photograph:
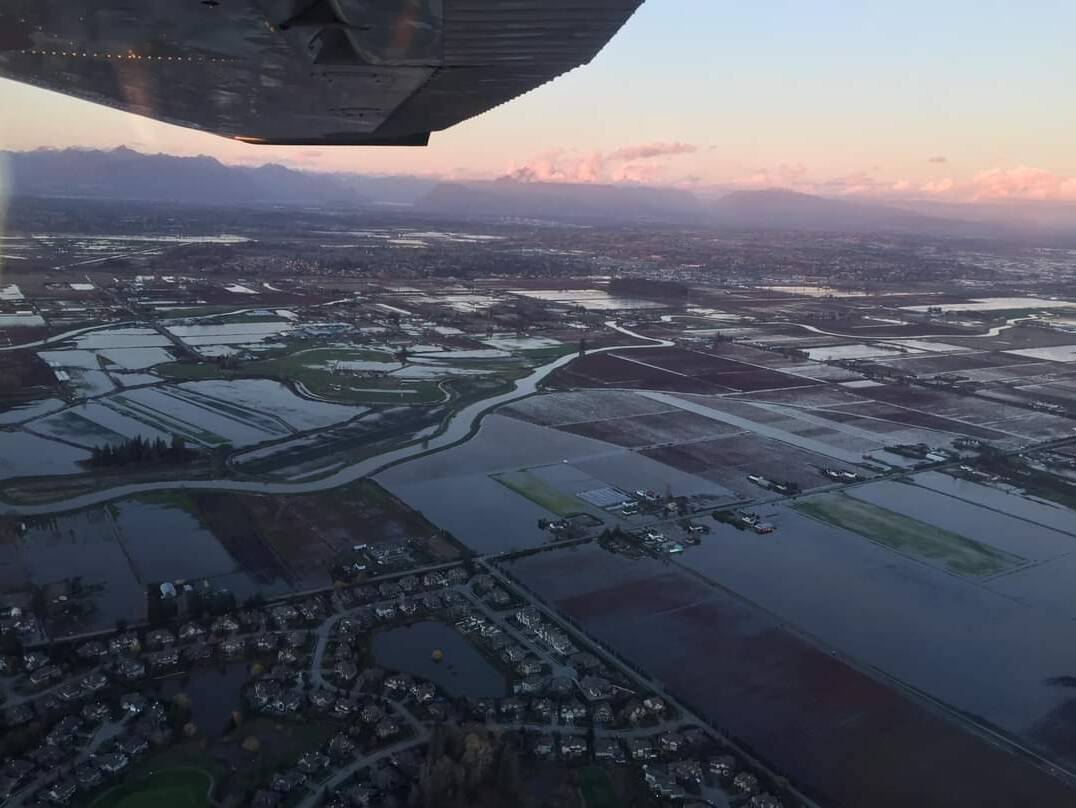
[
  {"x1": 505, "y1": 543, "x2": 1076, "y2": 808},
  {"x1": 378, "y1": 413, "x2": 733, "y2": 554}
]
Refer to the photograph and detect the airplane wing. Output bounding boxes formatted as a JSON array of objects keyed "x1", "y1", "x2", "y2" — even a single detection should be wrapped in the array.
[{"x1": 0, "y1": 0, "x2": 643, "y2": 146}]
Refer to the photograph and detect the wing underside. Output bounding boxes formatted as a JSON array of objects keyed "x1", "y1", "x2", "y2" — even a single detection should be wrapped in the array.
[{"x1": 0, "y1": 0, "x2": 643, "y2": 146}]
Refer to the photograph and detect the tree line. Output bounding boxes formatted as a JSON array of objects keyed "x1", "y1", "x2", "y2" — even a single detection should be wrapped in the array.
[{"x1": 88, "y1": 434, "x2": 198, "y2": 467}]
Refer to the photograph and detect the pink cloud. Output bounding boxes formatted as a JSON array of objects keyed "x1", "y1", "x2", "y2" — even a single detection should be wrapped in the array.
[
  {"x1": 918, "y1": 177, "x2": 955, "y2": 195},
  {"x1": 966, "y1": 165, "x2": 1076, "y2": 201},
  {"x1": 608, "y1": 142, "x2": 698, "y2": 162},
  {"x1": 500, "y1": 142, "x2": 698, "y2": 185},
  {"x1": 730, "y1": 163, "x2": 1076, "y2": 203}
]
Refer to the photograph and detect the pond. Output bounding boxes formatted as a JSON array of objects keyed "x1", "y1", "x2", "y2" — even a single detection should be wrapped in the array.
[
  {"x1": 157, "y1": 662, "x2": 251, "y2": 736},
  {"x1": 371, "y1": 620, "x2": 507, "y2": 698}
]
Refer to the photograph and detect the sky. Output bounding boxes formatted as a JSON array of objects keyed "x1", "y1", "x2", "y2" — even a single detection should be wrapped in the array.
[{"x1": 1, "y1": 0, "x2": 1075, "y2": 202}]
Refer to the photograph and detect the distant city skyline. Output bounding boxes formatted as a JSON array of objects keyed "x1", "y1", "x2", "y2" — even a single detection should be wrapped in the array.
[{"x1": 1, "y1": 0, "x2": 1075, "y2": 202}]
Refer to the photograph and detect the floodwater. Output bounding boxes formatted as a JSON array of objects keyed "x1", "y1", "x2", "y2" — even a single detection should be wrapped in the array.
[
  {"x1": 157, "y1": 662, "x2": 251, "y2": 736},
  {"x1": 11, "y1": 509, "x2": 146, "y2": 632},
  {"x1": 913, "y1": 470, "x2": 1076, "y2": 536},
  {"x1": 111, "y1": 500, "x2": 241, "y2": 583},
  {"x1": 371, "y1": 620, "x2": 507, "y2": 698},
  {"x1": 0, "y1": 323, "x2": 671, "y2": 515},
  {"x1": 506, "y1": 543, "x2": 1076, "y2": 808},
  {"x1": 378, "y1": 413, "x2": 731, "y2": 554},
  {"x1": 179, "y1": 379, "x2": 362, "y2": 432},
  {"x1": 74, "y1": 329, "x2": 172, "y2": 350},
  {"x1": 507, "y1": 289, "x2": 663, "y2": 310},
  {"x1": 655, "y1": 489, "x2": 1076, "y2": 774},
  {"x1": 902, "y1": 297, "x2": 1076, "y2": 313},
  {"x1": 756, "y1": 285, "x2": 870, "y2": 297},
  {"x1": 0, "y1": 398, "x2": 65, "y2": 424},
  {"x1": 0, "y1": 432, "x2": 90, "y2": 479},
  {"x1": 2, "y1": 500, "x2": 264, "y2": 635},
  {"x1": 846, "y1": 478, "x2": 1076, "y2": 559}
]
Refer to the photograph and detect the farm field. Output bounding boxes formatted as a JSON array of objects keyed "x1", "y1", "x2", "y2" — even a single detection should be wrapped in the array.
[
  {"x1": 794, "y1": 492, "x2": 1024, "y2": 576},
  {"x1": 0, "y1": 480, "x2": 451, "y2": 636},
  {"x1": 0, "y1": 431, "x2": 91, "y2": 479},
  {"x1": 558, "y1": 409, "x2": 743, "y2": 448},
  {"x1": 507, "y1": 543, "x2": 1076, "y2": 808},
  {"x1": 16, "y1": 379, "x2": 367, "y2": 477},
  {"x1": 501, "y1": 389, "x2": 676, "y2": 426},
  {"x1": 492, "y1": 469, "x2": 589, "y2": 516},
  {"x1": 643, "y1": 433, "x2": 852, "y2": 498},
  {"x1": 552, "y1": 347, "x2": 818, "y2": 395}
]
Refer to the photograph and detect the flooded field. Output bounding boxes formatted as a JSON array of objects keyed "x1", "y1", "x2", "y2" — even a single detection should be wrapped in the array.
[
  {"x1": 378, "y1": 413, "x2": 732, "y2": 554},
  {"x1": 0, "y1": 432, "x2": 90, "y2": 479},
  {"x1": 902, "y1": 297, "x2": 1076, "y2": 313},
  {"x1": 372, "y1": 621, "x2": 507, "y2": 698},
  {"x1": 795, "y1": 492, "x2": 1024, "y2": 576},
  {"x1": 0, "y1": 480, "x2": 451, "y2": 636},
  {"x1": 18, "y1": 379, "x2": 364, "y2": 464},
  {"x1": 507, "y1": 289, "x2": 664, "y2": 310},
  {"x1": 628, "y1": 475, "x2": 1076, "y2": 776},
  {"x1": 0, "y1": 397, "x2": 65, "y2": 424},
  {"x1": 506, "y1": 543, "x2": 1076, "y2": 808},
  {"x1": 111, "y1": 499, "x2": 241, "y2": 583}
]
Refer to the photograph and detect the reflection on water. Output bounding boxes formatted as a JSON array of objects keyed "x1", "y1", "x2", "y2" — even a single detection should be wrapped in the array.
[
  {"x1": 372, "y1": 620, "x2": 507, "y2": 698},
  {"x1": 157, "y1": 662, "x2": 251, "y2": 736}
]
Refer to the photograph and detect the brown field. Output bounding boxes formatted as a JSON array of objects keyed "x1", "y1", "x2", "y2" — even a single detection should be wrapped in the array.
[
  {"x1": 827, "y1": 403, "x2": 1011, "y2": 439},
  {"x1": 558, "y1": 409, "x2": 743, "y2": 448},
  {"x1": 642, "y1": 433, "x2": 846, "y2": 494},
  {"x1": 0, "y1": 349, "x2": 59, "y2": 402},
  {"x1": 861, "y1": 385, "x2": 1073, "y2": 437},
  {"x1": 509, "y1": 546, "x2": 1076, "y2": 808},
  {"x1": 704, "y1": 341, "x2": 815, "y2": 369},
  {"x1": 878, "y1": 351, "x2": 1043, "y2": 374},
  {"x1": 807, "y1": 408, "x2": 927, "y2": 434},
  {"x1": 732, "y1": 386, "x2": 869, "y2": 407},
  {"x1": 189, "y1": 481, "x2": 454, "y2": 585},
  {"x1": 501, "y1": 390, "x2": 675, "y2": 427},
  {"x1": 553, "y1": 348, "x2": 817, "y2": 394},
  {"x1": 552, "y1": 353, "x2": 719, "y2": 394}
]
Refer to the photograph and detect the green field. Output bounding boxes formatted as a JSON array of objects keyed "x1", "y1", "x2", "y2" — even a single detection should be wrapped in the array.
[
  {"x1": 89, "y1": 769, "x2": 213, "y2": 808},
  {"x1": 492, "y1": 470, "x2": 585, "y2": 517},
  {"x1": 795, "y1": 493, "x2": 1024, "y2": 576},
  {"x1": 160, "y1": 347, "x2": 447, "y2": 406}
]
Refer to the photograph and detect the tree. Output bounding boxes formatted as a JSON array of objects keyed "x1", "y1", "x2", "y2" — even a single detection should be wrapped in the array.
[
  {"x1": 460, "y1": 731, "x2": 495, "y2": 791},
  {"x1": 495, "y1": 742, "x2": 521, "y2": 801},
  {"x1": 29, "y1": 586, "x2": 47, "y2": 619}
]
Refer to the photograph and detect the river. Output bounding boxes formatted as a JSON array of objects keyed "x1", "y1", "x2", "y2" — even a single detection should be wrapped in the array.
[{"x1": 0, "y1": 322, "x2": 670, "y2": 516}]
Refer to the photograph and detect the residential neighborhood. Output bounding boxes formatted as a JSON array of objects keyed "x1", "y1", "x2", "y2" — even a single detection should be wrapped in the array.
[{"x1": 0, "y1": 560, "x2": 799, "y2": 808}]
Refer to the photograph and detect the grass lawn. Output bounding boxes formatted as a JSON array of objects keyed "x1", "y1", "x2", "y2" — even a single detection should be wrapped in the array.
[
  {"x1": 795, "y1": 493, "x2": 1024, "y2": 576},
  {"x1": 492, "y1": 470, "x2": 585, "y2": 517},
  {"x1": 89, "y1": 768, "x2": 213, "y2": 808},
  {"x1": 578, "y1": 767, "x2": 618, "y2": 808}
]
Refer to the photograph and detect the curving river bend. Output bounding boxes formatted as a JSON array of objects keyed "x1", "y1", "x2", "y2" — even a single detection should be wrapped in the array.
[{"x1": 1, "y1": 322, "x2": 670, "y2": 516}]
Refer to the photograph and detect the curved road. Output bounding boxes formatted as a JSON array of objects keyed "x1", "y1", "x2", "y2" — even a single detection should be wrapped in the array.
[{"x1": 0, "y1": 322, "x2": 671, "y2": 516}]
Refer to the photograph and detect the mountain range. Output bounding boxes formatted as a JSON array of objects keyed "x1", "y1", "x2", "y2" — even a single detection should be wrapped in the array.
[{"x1": 3, "y1": 147, "x2": 1074, "y2": 240}]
